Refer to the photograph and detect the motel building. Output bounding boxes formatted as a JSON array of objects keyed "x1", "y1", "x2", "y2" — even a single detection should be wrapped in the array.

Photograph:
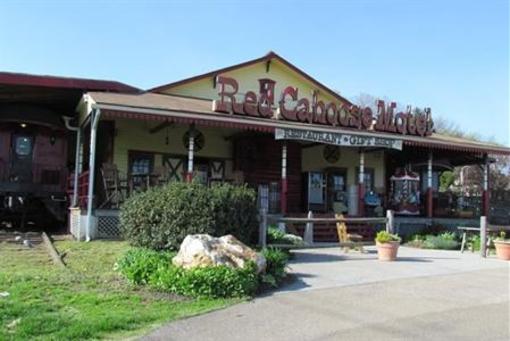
[{"x1": 69, "y1": 52, "x2": 510, "y2": 240}]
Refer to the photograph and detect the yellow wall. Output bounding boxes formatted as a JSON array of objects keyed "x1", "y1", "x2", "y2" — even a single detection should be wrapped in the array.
[
  {"x1": 301, "y1": 145, "x2": 386, "y2": 191},
  {"x1": 161, "y1": 59, "x2": 344, "y2": 107},
  {"x1": 113, "y1": 118, "x2": 236, "y2": 177},
  {"x1": 111, "y1": 58, "x2": 386, "y2": 200}
]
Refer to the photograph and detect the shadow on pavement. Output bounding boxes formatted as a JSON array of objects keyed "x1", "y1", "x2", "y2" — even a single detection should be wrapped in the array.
[{"x1": 258, "y1": 273, "x2": 313, "y2": 296}]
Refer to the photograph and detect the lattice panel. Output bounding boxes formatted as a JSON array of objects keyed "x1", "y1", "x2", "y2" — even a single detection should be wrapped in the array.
[
  {"x1": 69, "y1": 209, "x2": 82, "y2": 239},
  {"x1": 96, "y1": 211, "x2": 121, "y2": 239}
]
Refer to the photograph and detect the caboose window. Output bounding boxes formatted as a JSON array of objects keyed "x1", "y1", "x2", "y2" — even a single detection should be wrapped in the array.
[{"x1": 15, "y1": 136, "x2": 32, "y2": 156}]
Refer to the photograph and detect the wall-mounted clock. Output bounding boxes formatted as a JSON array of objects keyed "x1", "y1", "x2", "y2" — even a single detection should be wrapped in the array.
[{"x1": 323, "y1": 145, "x2": 340, "y2": 163}]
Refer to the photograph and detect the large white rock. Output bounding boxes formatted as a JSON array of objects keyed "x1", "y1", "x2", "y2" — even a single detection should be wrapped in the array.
[{"x1": 172, "y1": 234, "x2": 266, "y2": 273}]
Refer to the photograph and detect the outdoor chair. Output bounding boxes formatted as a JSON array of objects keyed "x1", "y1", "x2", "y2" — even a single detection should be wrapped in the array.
[
  {"x1": 100, "y1": 163, "x2": 128, "y2": 208},
  {"x1": 152, "y1": 165, "x2": 170, "y2": 186},
  {"x1": 335, "y1": 214, "x2": 364, "y2": 253}
]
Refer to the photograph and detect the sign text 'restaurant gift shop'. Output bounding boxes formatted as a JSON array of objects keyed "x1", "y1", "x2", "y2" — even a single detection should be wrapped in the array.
[
  {"x1": 275, "y1": 128, "x2": 403, "y2": 150},
  {"x1": 212, "y1": 76, "x2": 434, "y2": 137}
]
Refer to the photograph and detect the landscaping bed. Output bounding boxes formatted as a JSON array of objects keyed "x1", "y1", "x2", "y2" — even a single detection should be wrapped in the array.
[
  {"x1": 406, "y1": 232, "x2": 461, "y2": 250},
  {"x1": 116, "y1": 181, "x2": 291, "y2": 300},
  {"x1": 0, "y1": 238, "x2": 237, "y2": 340}
]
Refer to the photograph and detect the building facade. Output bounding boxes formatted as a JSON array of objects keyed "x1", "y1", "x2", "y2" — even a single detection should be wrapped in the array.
[{"x1": 70, "y1": 52, "x2": 510, "y2": 240}]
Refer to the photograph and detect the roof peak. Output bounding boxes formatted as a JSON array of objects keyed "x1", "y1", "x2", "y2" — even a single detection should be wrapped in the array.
[{"x1": 148, "y1": 51, "x2": 352, "y2": 105}]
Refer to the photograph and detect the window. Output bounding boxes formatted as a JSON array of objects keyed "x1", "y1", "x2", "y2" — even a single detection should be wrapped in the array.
[
  {"x1": 128, "y1": 152, "x2": 155, "y2": 190},
  {"x1": 131, "y1": 158, "x2": 151, "y2": 174},
  {"x1": 129, "y1": 152, "x2": 154, "y2": 175},
  {"x1": 15, "y1": 136, "x2": 32, "y2": 156}
]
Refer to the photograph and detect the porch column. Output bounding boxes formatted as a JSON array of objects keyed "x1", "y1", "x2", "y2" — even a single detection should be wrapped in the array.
[
  {"x1": 85, "y1": 108, "x2": 102, "y2": 242},
  {"x1": 482, "y1": 155, "x2": 490, "y2": 217},
  {"x1": 281, "y1": 142, "x2": 288, "y2": 215},
  {"x1": 426, "y1": 151, "x2": 433, "y2": 218},
  {"x1": 186, "y1": 126, "x2": 195, "y2": 182},
  {"x1": 358, "y1": 149, "x2": 365, "y2": 216},
  {"x1": 71, "y1": 126, "x2": 82, "y2": 207}
]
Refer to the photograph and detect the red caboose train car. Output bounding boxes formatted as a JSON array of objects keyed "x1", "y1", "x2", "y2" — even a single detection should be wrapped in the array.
[
  {"x1": 0, "y1": 72, "x2": 138, "y2": 231},
  {"x1": 0, "y1": 105, "x2": 68, "y2": 229}
]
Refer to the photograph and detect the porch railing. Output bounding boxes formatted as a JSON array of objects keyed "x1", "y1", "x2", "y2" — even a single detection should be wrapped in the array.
[
  {"x1": 433, "y1": 191, "x2": 482, "y2": 218},
  {"x1": 258, "y1": 209, "x2": 393, "y2": 248},
  {"x1": 67, "y1": 171, "x2": 90, "y2": 208}
]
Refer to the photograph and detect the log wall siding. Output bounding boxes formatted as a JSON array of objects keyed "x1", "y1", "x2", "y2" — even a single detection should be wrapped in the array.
[{"x1": 234, "y1": 135, "x2": 302, "y2": 213}]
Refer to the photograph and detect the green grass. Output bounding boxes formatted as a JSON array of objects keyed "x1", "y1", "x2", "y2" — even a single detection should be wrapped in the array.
[{"x1": 0, "y1": 238, "x2": 238, "y2": 340}]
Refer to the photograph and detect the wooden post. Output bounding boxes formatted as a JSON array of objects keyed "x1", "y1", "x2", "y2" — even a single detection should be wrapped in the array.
[
  {"x1": 427, "y1": 151, "x2": 434, "y2": 218},
  {"x1": 304, "y1": 210, "x2": 314, "y2": 245},
  {"x1": 482, "y1": 156, "x2": 490, "y2": 217},
  {"x1": 358, "y1": 150, "x2": 365, "y2": 217},
  {"x1": 386, "y1": 210, "x2": 394, "y2": 234},
  {"x1": 259, "y1": 208, "x2": 267, "y2": 248},
  {"x1": 281, "y1": 142, "x2": 288, "y2": 215},
  {"x1": 480, "y1": 216, "x2": 487, "y2": 258},
  {"x1": 186, "y1": 126, "x2": 195, "y2": 182}
]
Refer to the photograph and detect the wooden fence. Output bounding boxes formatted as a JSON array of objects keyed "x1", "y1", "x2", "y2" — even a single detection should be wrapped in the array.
[{"x1": 259, "y1": 210, "x2": 394, "y2": 248}]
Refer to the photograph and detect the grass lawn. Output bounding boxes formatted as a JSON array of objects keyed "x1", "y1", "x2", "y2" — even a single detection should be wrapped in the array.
[{"x1": 0, "y1": 237, "x2": 239, "y2": 340}]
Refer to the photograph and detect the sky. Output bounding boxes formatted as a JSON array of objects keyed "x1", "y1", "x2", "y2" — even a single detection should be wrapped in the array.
[{"x1": 1, "y1": 0, "x2": 509, "y2": 146}]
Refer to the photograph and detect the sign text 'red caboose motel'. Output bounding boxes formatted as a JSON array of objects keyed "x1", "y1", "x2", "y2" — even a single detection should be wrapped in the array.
[{"x1": 212, "y1": 76, "x2": 434, "y2": 137}]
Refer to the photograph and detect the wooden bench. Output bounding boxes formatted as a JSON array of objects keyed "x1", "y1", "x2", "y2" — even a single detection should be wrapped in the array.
[{"x1": 458, "y1": 225, "x2": 510, "y2": 256}]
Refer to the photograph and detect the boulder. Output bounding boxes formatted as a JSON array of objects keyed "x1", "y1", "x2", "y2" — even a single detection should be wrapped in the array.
[{"x1": 172, "y1": 234, "x2": 266, "y2": 273}]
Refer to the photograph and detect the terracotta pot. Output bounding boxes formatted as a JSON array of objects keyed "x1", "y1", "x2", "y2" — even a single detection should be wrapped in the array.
[
  {"x1": 376, "y1": 241, "x2": 400, "y2": 261},
  {"x1": 494, "y1": 241, "x2": 510, "y2": 261}
]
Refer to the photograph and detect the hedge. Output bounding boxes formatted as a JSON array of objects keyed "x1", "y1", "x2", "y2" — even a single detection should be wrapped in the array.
[{"x1": 119, "y1": 181, "x2": 258, "y2": 250}]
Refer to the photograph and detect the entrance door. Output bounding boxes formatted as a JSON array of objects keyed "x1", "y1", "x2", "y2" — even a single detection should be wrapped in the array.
[
  {"x1": 10, "y1": 134, "x2": 34, "y2": 183},
  {"x1": 326, "y1": 169, "x2": 348, "y2": 213}
]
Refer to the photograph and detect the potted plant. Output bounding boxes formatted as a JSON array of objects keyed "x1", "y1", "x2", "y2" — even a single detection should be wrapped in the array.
[
  {"x1": 494, "y1": 232, "x2": 510, "y2": 261},
  {"x1": 375, "y1": 231, "x2": 401, "y2": 261}
]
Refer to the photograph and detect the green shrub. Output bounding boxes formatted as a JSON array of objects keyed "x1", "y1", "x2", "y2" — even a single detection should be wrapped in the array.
[
  {"x1": 267, "y1": 226, "x2": 286, "y2": 243},
  {"x1": 154, "y1": 262, "x2": 259, "y2": 298},
  {"x1": 260, "y1": 247, "x2": 289, "y2": 287},
  {"x1": 209, "y1": 183, "x2": 259, "y2": 244},
  {"x1": 117, "y1": 249, "x2": 259, "y2": 298},
  {"x1": 468, "y1": 235, "x2": 481, "y2": 251},
  {"x1": 117, "y1": 246, "x2": 290, "y2": 298},
  {"x1": 375, "y1": 231, "x2": 401, "y2": 243},
  {"x1": 406, "y1": 232, "x2": 460, "y2": 250},
  {"x1": 422, "y1": 233, "x2": 460, "y2": 250},
  {"x1": 119, "y1": 182, "x2": 258, "y2": 250},
  {"x1": 267, "y1": 227, "x2": 304, "y2": 246},
  {"x1": 116, "y1": 248, "x2": 173, "y2": 284}
]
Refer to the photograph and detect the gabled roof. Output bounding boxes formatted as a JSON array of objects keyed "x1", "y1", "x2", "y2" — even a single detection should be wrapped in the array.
[
  {"x1": 0, "y1": 71, "x2": 140, "y2": 93},
  {"x1": 149, "y1": 51, "x2": 353, "y2": 105}
]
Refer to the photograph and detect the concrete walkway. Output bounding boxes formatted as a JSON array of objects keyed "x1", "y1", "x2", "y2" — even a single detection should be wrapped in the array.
[
  {"x1": 142, "y1": 247, "x2": 510, "y2": 341},
  {"x1": 283, "y1": 246, "x2": 507, "y2": 292}
]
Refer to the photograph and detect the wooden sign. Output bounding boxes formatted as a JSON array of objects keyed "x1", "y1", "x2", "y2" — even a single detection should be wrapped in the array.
[
  {"x1": 212, "y1": 76, "x2": 434, "y2": 137},
  {"x1": 275, "y1": 128, "x2": 403, "y2": 150}
]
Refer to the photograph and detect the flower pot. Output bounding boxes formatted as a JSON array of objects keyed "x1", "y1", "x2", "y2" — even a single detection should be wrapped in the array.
[
  {"x1": 376, "y1": 241, "x2": 400, "y2": 261},
  {"x1": 494, "y1": 241, "x2": 510, "y2": 261}
]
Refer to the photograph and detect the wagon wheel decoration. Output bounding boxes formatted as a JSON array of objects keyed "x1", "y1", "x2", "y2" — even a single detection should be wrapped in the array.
[
  {"x1": 183, "y1": 130, "x2": 205, "y2": 152},
  {"x1": 323, "y1": 145, "x2": 340, "y2": 163}
]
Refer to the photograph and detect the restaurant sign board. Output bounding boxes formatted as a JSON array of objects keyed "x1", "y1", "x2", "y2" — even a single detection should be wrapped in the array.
[
  {"x1": 275, "y1": 128, "x2": 403, "y2": 150},
  {"x1": 212, "y1": 76, "x2": 434, "y2": 137}
]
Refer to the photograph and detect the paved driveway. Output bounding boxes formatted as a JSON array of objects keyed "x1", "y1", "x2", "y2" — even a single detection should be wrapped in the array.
[{"x1": 142, "y1": 247, "x2": 510, "y2": 341}]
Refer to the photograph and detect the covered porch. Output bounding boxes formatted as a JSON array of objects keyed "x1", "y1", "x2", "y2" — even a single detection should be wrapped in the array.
[{"x1": 68, "y1": 91, "x2": 508, "y2": 240}]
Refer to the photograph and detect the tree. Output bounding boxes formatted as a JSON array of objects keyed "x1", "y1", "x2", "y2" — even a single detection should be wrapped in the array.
[{"x1": 351, "y1": 93, "x2": 510, "y2": 192}]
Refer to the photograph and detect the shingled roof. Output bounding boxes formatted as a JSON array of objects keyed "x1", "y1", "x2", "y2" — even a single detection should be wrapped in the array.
[{"x1": 85, "y1": 91, "x2": 510, "y2": 155}]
